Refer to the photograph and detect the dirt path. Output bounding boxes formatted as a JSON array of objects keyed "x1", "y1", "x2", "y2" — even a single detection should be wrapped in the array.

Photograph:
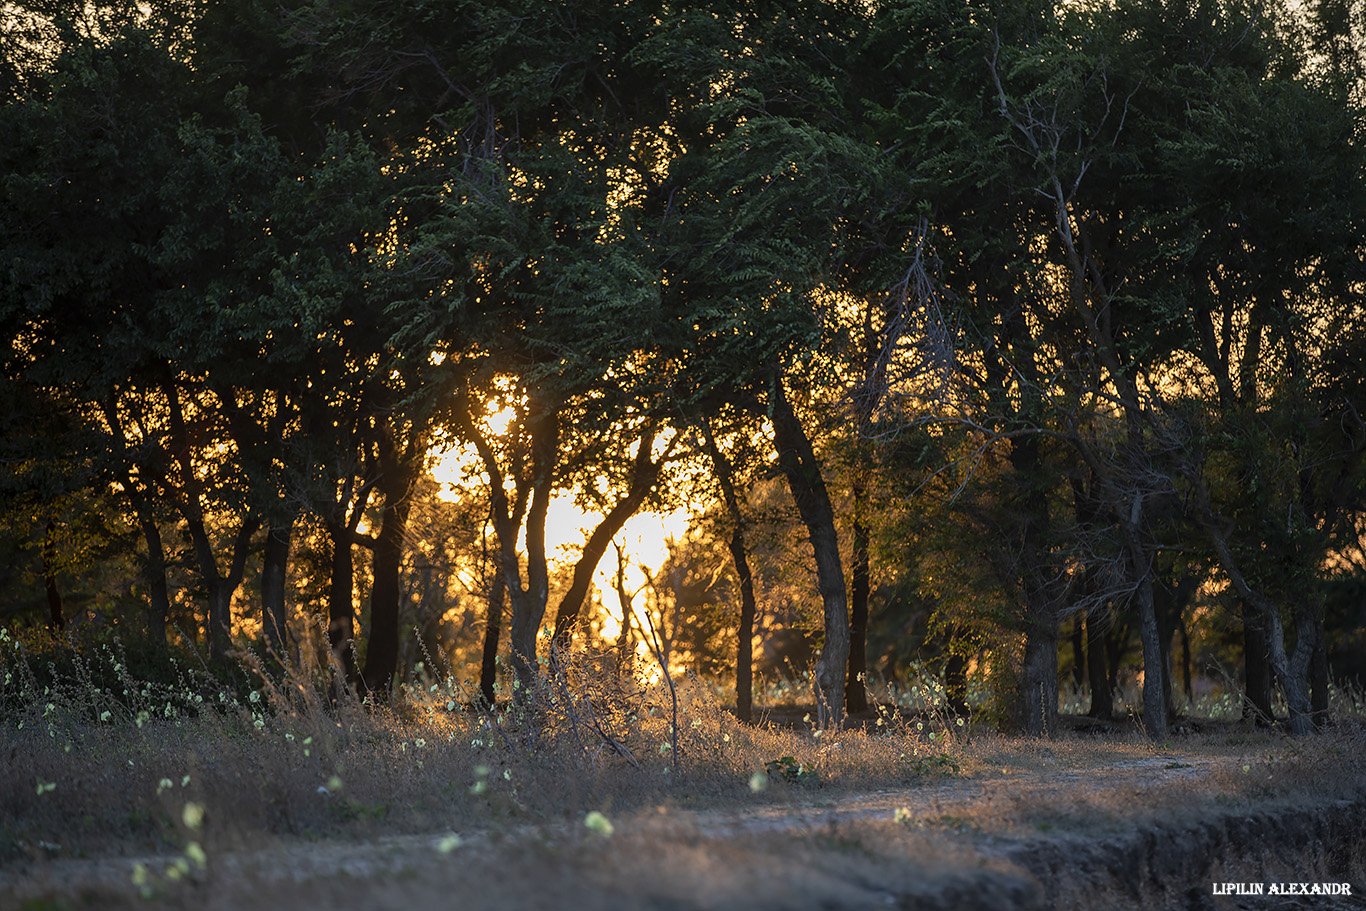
[{"x1": 4, "y1": 753, "x2": 1363, "y2": 910}]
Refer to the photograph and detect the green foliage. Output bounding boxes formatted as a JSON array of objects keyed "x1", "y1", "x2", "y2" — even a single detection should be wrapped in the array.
[
  {"x1": 764, "y1": 755, "x2": 822, "y2": 787},
  {"x1": 1, "y1": 0, "x2": 1365, "y2": 732},
  {"x1": 900, "y1": 751, "x2": 961, "y2": 778}
]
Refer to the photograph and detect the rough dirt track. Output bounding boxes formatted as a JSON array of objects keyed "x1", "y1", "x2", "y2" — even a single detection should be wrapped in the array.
[{"x1": 5, "y1": 753, "x2": 1364, "y2": 910}]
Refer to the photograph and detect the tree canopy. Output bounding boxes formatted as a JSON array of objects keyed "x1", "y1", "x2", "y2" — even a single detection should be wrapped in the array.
[{"x1": 2, "y1": 0, "x2": 1364, "y2": 736}]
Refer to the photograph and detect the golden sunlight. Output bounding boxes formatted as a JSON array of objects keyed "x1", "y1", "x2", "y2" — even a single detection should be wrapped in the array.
[{"x1": 430, "y1": 444, "x2": 691, "y2": 644}]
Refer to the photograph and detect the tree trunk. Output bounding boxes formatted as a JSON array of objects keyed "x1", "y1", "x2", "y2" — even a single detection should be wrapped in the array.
[
  {"x1": 42, "y1": 517, "x2": 65, "y2": 634},
  {"x1": 507, "y1": 401, "x2": 557, "y2": 696},
  {"x1": 1134, "y1": 575, "x2": 1167, "y2": 735},
  {"x1": 140, "y1": 518, "x2": 171, "y2": 650},
  {"x1": 1207, "y1": 519, "x2": 1316, "y2": 734},
  {"x1": 1158, "y1": 572, "x2": 1195, "y2": 718},
  {"x1": 703, "y1": 420, "x2": 758, "y2": 724},
  {"x1": 361, "y1": 494, "x2": 408, "y2": 695},
  {"x1": 551, "y1": 425, "x2": 668, "y2": 652},
  {"x1": 1020, "y1": 612, "x2": 1058, "y2": 735},
  {"x1": 164, "y1": 378, "x2": 259, "y2": 665},
  {"x1": 1311, "y1": 626, "x2": 1330, "y2": 729},
  {"x1": 361, "y1": 431, "x2": 420, "y2": 697},
  {"x1": 1006, "y1": 420, "x2": 1058, "y2": 736},
  {"x1": 1106, "y1": 622, "x2": 1124, "y2": 696},
  {"x1": 611, "y1": 541, "x2": 640, "y2": 679},
  {"x1": 770, "y1": 376, "x2": 848, "y2": 729},
  {"x1": 1152, "y1": 576, "x2": 1175, "y2": 720},
  {"x1": 730, "y1": 525, "x2": 758, "y2": 724},
  {"x1": 1086, "y1": 612, "x2": 1113, "y2": 719},
  {"x1": 1070, "y1": 615, "x2": 1085, "y2": 690},
  {"x1": 327, "y1": 520, "x2": 359, "y2": 685},
  {"x1": 945, "y1": 650, "x2": 969, "y2": 716},
  {"x1": 1180, "y1": 615, "x2": 1193, "y2": 703},
  {"x1": 101, "y1": 395, "x2": 171, "y2": 649},
  {"x1": 181, "y1": 514, "x2": 257, "y2": 666},
  {"x1": 846, "y1": 489, "x2": 871, "y2": 716},
  {"x1": 459, "y1": 397, "x2": 554, "y2": 703},
  {"x1": 1121, "y1": 493, "x2": 1167, "y2": 736},
  {"x1": 1283, "y1": 603, "x2": 1320, "y2": 736},
  {"x1": 480, "y1": 570, "x2": 505, "y2": 707},
  {"x1": 261, "y1": 518, "x2": 294, "y2": 661},
  {"x1": 1242, "y1": 602, "x2": 1274, "y2": 724}
]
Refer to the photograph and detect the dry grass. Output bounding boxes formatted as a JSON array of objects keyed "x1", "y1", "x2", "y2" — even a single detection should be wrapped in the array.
[
  {"x1": 0, "y1": 636, "x2": 976, "y2": 867},
  {"x1": 3, "y1": 631, "x2": 1365, "y2": 909}
]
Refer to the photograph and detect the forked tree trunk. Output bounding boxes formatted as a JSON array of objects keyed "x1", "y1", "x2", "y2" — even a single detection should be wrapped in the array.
[
  {"x1": 187, "y1": 516, "x2": 257, "y2": 666},
  {"x1": 164, "y1": 378, "x2": 258, "y2": 666},
  {"x1": 506, "y1": 401, "x2": 557, "y2": 696},
  {"x1": 1208, "y1": 522, "x2": 1317, "y2": 735},
  {"x1": 101, "y1": 395, "x2": 171, "y2": 649},
  {"x1": 551, "y1": 425, "x2": 670, "y2": 652}
]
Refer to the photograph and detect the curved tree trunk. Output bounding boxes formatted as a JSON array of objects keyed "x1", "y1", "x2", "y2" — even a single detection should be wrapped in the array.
[
  {"x1": 101, "y1": 395, "x2": 171, "y2": 649},
  {"x1": 771, "y1": 376, "x2": 848, "y2": 730},
  {"x1": 729, "y1": 527, "x2": 758, "y2": 724},
  {"x1": 703, "y1": 420, "x2": 759, "y2": 724},
  {"x1": 550, "y1": 425, "x2": 669, "y2": 653}
]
